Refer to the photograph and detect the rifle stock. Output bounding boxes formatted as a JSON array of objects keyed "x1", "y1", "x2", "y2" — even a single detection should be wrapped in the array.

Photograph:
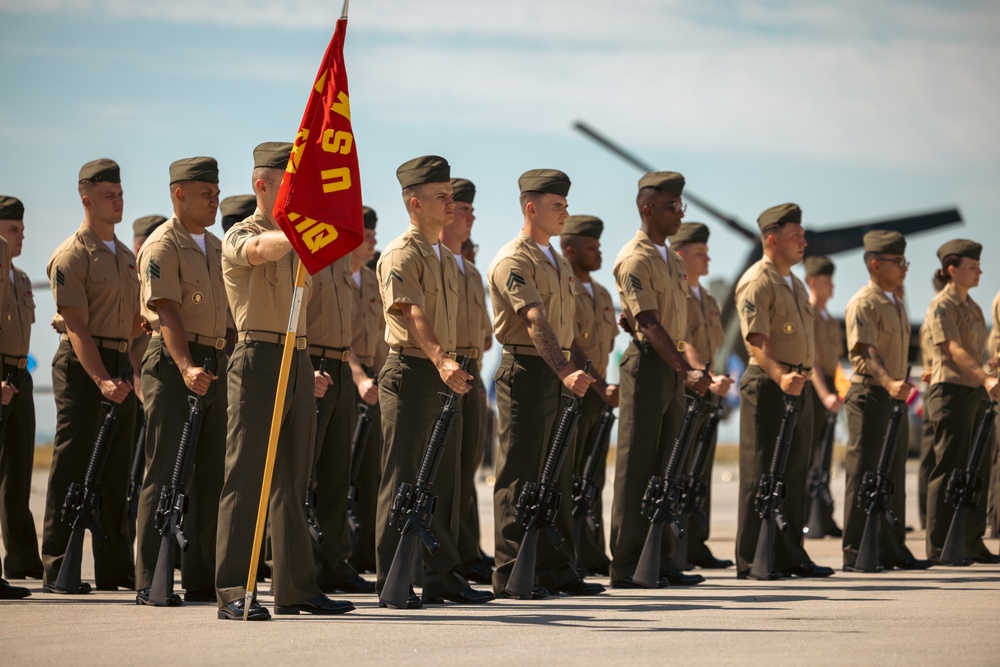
[
  {"x1": 675, "y1": 395, "x2": 725, "y2": 565},
  {"x1": 749, "y1": 378, "x2": 801, "y2": 581},
  {"x1": 506, "y1": 361, "x2": 590, "y2": 600},
  {"x1": 54, "y1": 396, "x2": 122, "y2": 593},
  {"x1": 632, "y1": 391, "x2": 703, "y2": 588},
  {"x1": 939, "y1": 399, "x2": 997, "y2": 565},
  {"x1": 571, "y1": 405, "x2": 615, "y2": 555},
  {"x1": 854, "y1": 366, "x2": 911, "y2": 572},
  {"x1": 148, "y1": 358, "x2": 211, "y2": 605},
  {"x1": 379, "y1": 357, "x2": 468, "y2": 609}
]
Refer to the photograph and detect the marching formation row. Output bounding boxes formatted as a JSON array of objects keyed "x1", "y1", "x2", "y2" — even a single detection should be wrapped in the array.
[{"x1": 0, "y1": 147, "x2": 997, "y2": 620}]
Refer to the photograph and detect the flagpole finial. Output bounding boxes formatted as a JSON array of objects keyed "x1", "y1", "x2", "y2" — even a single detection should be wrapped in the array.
[{"x1": 341, "y1": 0, "x2": 349, "y2": 19}]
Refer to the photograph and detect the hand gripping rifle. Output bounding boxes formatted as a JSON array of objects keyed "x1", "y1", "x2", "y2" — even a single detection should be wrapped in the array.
[
  {"x1": 126, "y1": 412, "x2": 148, "y2": 530},
  {"x1": 379, "y1": 356, "x2": 469, "y2": 609},
  {"x1": 804, "y1": 409, "x2": 838, "y2": 538},
  {"x1": 148, "y1": 358, "x2": 213, "y2": 605},
  {"x1": 54, "y1": 378, "x2": 126, "y2": 593},
  {"x1": 938, "y1": 398, "x2": 998, "y2": 565},
  {"x1": 853, "y1": 366, "x2": 912, "y2": 572},
  {"x1": 506, "y1": 361, "x2": 591, "y2": 599},
  {"x1": 632, "y1": 390, "x2": 704, "y2": 587},
  {"x1": 749, "y1": 367, "x2": 802, "y2": 580},
  {"x1": 305, "y1": 358, "x2": 327, "y2": 546},
  {"x1": 570, "y1": 404, "x2": 615, "y2": 553},
  {"x1": 674, "y1": 394, "x2": 725, "y2": 565},
  {"x1": 347, "y1": 401, "x2": 374, "y2": 535}
]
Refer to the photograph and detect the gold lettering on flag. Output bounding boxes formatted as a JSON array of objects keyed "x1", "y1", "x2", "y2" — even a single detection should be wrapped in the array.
[
  {"x1": 320, "y1": 167, "x2": 351, "y2": 193},
  {"x1": 289, "y1": 212, "x2": 340, "y2": 253}
]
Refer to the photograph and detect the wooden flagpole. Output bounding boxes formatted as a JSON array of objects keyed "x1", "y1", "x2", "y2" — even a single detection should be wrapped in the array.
[{"x1": 242, "y1": 259, "x2": 309, "y2": 620}]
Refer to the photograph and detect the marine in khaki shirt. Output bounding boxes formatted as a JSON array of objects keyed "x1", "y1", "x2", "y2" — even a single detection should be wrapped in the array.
[
  {"x1": 669, "y1": 222, "x2": 734, "y2": 569},
  {"x1": 559, "y1": 214, "x2": 619, "y2": 576},
  {"x1": 841, "y1": 231, "x2": 925, "y2": 570},
  {"x1": 374, "y1": 156, "x2": 482, "y2": 608},
  {"x1": 609, "y1": 173, "x2": 710, "y2": 588},
  {"x1": 440, "y1": 178, "x2": 493, "y2": 584},
  {"x1": 133, "y1": 157, "x2": 229, "y2": 604},
  {"x1": 42, "y1": 159, "x2": 141, "y2": 593},
  {"x1": 487, "y1": 169, "x2": 596, "y2": 598},
  {"x1": 734, "y1": 203, "x2": 831, "y2": 579},
  {"x1": 923, "y1": 239, "x2": 1000, "y2": 563},
  {"x1": 344, "y1": 206, "x2": 383, "y2": 575},
  {"x1": 305, "y1": 250, "x2": 375, "y2": 594},
  {"x1": 215, "y1": 142, "x2": 351, "y2": 621},
  {"x1": 0, "y1": 197, "x2": 41, "y2": 594}
]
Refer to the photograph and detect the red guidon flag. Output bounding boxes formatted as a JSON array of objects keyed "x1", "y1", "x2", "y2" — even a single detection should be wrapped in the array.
[{"x1": 273, "y1": 16, "x2": 363, "y2": 274}]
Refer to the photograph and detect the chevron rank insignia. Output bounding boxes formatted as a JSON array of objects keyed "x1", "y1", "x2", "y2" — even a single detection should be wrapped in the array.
[
  {"x1": 385, "y1": 270, "x2": 403, "y2": 288},
  {"x1": 742, "y1": 299, "x2": 756, "y2": 314},
  {"x1": 935, "y1": 305, "x2": 946, "y2": 320},
  {"x1": 506, "y1": 271, "x2": 525, "y2": 291},
  {"x1": 146, "y1": 259, "x2": 160, "y2": 281},
  {"x1": 55, "y1": 267, "x2": 65, "y2": 287},
  {"x1": 628, "y1": 274, "x2": 642, "y2": 292}
]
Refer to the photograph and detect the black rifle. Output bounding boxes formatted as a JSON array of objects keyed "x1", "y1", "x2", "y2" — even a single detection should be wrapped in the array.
[
  {"x1": 853, "y1": 367, "x2": 913, "y2": 572},
  {"x1": 305, "y1": 358, "x2": 327, "y2": 546},
  {"x1": 54, "y1": 390, "x2": 124, "y2": 593},
  {"x1": 380, "y1": 357, "x2": 469, "y2": 609},
  {"x1": 939, "y1": 398, "x2": 998, "y2": 565},
  {"x1": 148, "y1": 358, "x2": 212, "y2": 605},
  {"x1": 632, "y1": 392, "x2": 703, "y2": 587},
  {"x1": 347, "y1": 401, "x2": 374, "y2": 535},
  {"x1": 749, "y1": 371, "x2": 802, "y2": 580},
  {"x1": 506, "y1": 364, "x2": 589, "y2": 599},
  {"x1": 674, "y1": 394, "x2": 725, "y2": 565},
  {"x1": 570, "y1": 403, "x2": 615, "y2": 564},
  {"x1": 804, "y1": 409, "x2": 838, "y2": 538},
  {"x1": 126, "y1": 412, "x2": 147, "y2": 532},
  {"x1": 0, "y1": 373, "x2": 15, "y2": 443}
]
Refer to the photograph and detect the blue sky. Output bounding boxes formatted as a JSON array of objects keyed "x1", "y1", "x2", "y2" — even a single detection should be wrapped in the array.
[{"x1": 2, "y1": 0, "x2": 998, "y2": 441}]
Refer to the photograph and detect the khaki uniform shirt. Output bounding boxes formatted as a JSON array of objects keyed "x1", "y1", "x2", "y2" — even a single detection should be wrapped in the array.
[
  {"x1": 613, "y1": 229, "x2": 688, "y2": 344},
  {"x1": 222, "y1": 209, "x2": 311, "y2": 335},
  {"x1": 1, "y1": 266, "x2": 35, "y2": 357},
  {"x1": 306, "y1": 254, "x2": 353, "y2": 349},
  {"x1": 0, "y1": 236, "x2": 9, "y2": 316},
  {"x1": 572, "y1": 276, "x2": 617, "y2": 378},
  {"x1": 350, "y1": 266, "x2": 384, "y2": 367},
  {"x1": 929, "y1": 283, "x2": 986, "y2": 387},
  {"x1": 47, "y1": 223, "x2": 140, "y2": 339},
  {"x1": 845, "y1": 282, "x2": 910, "y2": 380},
  {"x1": 987, "y1": 290, "x2": 1000, "y2": 364},
  {"x1": 813, "y1": 308, "x2": 844, "y2": 378},
  {"x1": 919, "y1": 311, "x2": 934, "y2": 372},
  {"x1": 735, "y1": 256, "x2": 815, "y2": 369},
  {"x1": 377, "y1": 226, "x2": 459, "y2": 352},
  {"x1": 137, "y1": 217, "x2": 227, "y2": 339},
  {"x1": 455, "y1": 256, "x2": 491, "y2": 355},
  {"x1": 685, "y1": 284, "x2": 724, "y2": 368},
  {"x1": 488, "y1": 232, "x2": 575, "y2": 349}
]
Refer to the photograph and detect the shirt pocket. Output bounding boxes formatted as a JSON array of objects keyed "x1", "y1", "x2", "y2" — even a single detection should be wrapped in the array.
[{"x1": 264, "y1": 260, "x2": 289, "y2": 286}]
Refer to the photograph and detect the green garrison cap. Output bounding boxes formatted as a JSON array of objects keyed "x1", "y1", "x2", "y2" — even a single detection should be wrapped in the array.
[
  {"x1": 0, "y1": 196, "x2": 24, "y2": 220},
  {"x1": 638, "y1": 171, "x2": 685, "y2": 195},
  {"x1": 562, "y1": 215, "x2": 603, "y2": 239},
  {"x1": 803, "y1": 255, "x2": 835, "y2": 278},
  {"x1": 79, "y1": 158, "x2": 120, "y2": 184},
  {"x1": 363, "y1": 206, "x2": 378, "y2": 230},
  {"x1": 450, "y1": 178, "x2": 476, "y2": 204},
  {"x1": 518, "y1": 169, "x2": 571, "y2": 196},
  {"x1": 863, "y1": 230, "x2": 906, "y2": 255},
  {"x1": 169, "y1": 156, "x2": 219, "y2": 184},
  {"x1": 254, "y1": 142, "x2": 293, "y2": 170},
  {"x1": 220, "y1": 195, "x2": 257, "y2": 233},
  {"x1": 937, "y1": 239, "x2": 982, "y2": 263},
  {"x1": 669, "y1": 222, "x2": 710, "y2": 246},
  {"x1": 397, "y1": 156, "x2": 451, "y2": 190},
  {"x1": 132, "y1": 215, "x2": 167, "y2": 238},
  {"x1": 758, "y1": 203, "x2": 802, "y2": 232}
]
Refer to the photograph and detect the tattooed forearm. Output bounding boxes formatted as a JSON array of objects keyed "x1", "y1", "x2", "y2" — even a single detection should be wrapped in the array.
[{"x1": 523, "y1": 305, "x2": 569, "y2": 375}]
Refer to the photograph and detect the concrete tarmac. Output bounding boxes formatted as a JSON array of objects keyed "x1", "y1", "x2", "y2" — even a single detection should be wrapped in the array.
[{"x1": 2, "y1": 459, "x2": 999, "y2": 666}]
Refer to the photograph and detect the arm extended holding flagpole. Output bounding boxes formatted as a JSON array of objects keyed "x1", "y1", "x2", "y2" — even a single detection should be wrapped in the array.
[{"x1": 242, "y1": 260, "x2": 309, "y2": 620}]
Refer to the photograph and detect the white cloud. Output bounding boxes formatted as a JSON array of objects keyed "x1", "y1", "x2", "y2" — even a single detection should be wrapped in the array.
[{"x1": 3, "y1": 0, "x2": 999, "y2": 168}]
